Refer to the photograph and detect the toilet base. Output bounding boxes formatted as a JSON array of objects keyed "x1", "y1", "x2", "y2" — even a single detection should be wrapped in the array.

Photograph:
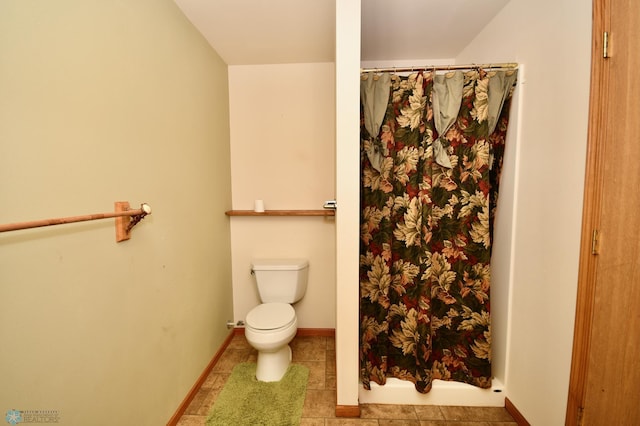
[{"x1": 255, "y1": 344, "x2": 292, "y2": 382}]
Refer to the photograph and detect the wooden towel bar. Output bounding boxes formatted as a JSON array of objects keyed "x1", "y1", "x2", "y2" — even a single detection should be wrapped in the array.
[{"x1": 0, "y1": 201, "x2": 151, "y2": 242}]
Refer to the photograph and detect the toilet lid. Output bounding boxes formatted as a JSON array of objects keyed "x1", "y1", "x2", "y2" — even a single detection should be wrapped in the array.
[{"x1": 246, "y1": 303, "x2": 295, "y2": 330}]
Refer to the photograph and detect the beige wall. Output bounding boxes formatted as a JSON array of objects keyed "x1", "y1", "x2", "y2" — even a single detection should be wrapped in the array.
[
  {"x1": 456, "y1": 1, "x2": 591, "y2": 424},
  {"x1": 335, "y1": 0, "x2": 362, "y2": 408},
  {"x1": 0, "y1": 1, "x2": 233, "y2": 425},
  {"x1": 228, "y1": 63, "x2": 336, "y2": 328}
]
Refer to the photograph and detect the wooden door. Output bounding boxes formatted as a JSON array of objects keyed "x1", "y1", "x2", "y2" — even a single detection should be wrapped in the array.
[{"x1": 567, "y1": 0, "x2": 640, "y2": 424}]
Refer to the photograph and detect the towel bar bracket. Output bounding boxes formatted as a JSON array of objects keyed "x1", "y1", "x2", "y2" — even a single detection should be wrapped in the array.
[{"x1": 115, "y1": 201, "x2": 151, "y2": 242}]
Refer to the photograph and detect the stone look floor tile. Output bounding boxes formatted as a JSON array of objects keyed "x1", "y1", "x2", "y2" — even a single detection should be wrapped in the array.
[
  {"x1": 175, "y1": 414, "x2": 206, "y2": 426},
  {"x1": 200, "y1": 372, "x2": 218, "y2": 389},
  {"x1": 183, "y1": 387, "x2": 208, "y2": 415},
  {"x1": 420, "y1": 422, "x2": 494, "y2": 426},
  {"x1": 326, "y1": 349, "x2": 336, "y2": 374},
  {"x1": 176, "y1": 335, "x2": 518, "y2": 425},
  {"x1": 299, "y1": 418, "x2": 326, "y2": 426},
  {"x1": 226, "y1": 333, "x2": 252, "y2": 349},
  {"x1": 302, "y1": 389, "x2": 337, "y2": 418},
  {"x1": 379, "y1": 419, "x2": 422, "y2": 426},
  {"x1": 195, "y1": 388, "x2": 220, "y2": 416},
  {"x1": 325, "y1": 419, "x2": 379, "y2": 425},
  {"x1": 325, "y1": 373, "x2": 337, "y2": 390},
  {"x1": 439, "y1": 406, "x2": 514, "y2": 422},
  {"x1": 301, "y1": 360, "x2": 327, "y2": 389},
  {"x1": 211, "y1": 348, "x2": 251, "y2": 373},
  {"x1": 414, "y1": 405, "x2": 446, "y2": 420},
  {"x1": 361, "y1": 403, "x2": 418, "y2": 420},
  {"x1": 292, "y1": 336, "x2": 328, "y2": 362},
  {"x1": 326, "y1": 337, "x2": 336, "y2": 350}
]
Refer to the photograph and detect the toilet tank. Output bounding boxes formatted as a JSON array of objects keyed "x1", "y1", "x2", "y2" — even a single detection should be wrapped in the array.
[{"x1": 251, "y1": 259, "x2": 309, "y2": 303}]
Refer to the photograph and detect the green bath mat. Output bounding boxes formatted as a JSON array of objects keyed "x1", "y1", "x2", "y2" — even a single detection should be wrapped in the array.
[{"x1": 206, "y1": 362, "x2": 309, "y2": 426}]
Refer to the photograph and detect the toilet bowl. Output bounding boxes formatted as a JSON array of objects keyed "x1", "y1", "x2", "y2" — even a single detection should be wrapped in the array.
[{"x1": 245, "y1": 302, "x2": 297, "y2": 382}]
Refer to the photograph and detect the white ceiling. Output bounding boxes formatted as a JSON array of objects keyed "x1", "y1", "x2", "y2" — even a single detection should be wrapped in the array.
[
  {"x1": 361, "y1": 0, "x2": 510, "y2": 62},
  {"x1": 173, "y1": 0, "x2": 510, "y2": 66}
]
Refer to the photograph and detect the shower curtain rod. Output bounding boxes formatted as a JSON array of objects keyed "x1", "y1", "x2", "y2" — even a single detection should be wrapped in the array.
[{"x1": 360, "y1": 62, "x2": 518, "y2": 74}]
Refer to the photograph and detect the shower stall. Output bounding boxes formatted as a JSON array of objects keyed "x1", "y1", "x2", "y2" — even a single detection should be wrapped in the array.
[{"x1": 357, "y1": 66, "x2": 523, "y2": 406}]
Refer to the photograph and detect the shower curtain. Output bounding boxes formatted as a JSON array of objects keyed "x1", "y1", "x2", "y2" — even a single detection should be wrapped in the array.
[{"x1": 359, "y1": 68, "x2": 517, "y2": 393}]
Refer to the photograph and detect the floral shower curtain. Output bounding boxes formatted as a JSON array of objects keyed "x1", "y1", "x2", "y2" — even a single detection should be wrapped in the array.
[{"x1": 359, "y1": 68, "x2": 518, "y2": 393}]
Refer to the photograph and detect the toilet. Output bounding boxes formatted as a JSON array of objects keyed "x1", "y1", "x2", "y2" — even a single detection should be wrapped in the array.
[{"x1": 244, "y1": 258, "x2": 309, "y2": 382}]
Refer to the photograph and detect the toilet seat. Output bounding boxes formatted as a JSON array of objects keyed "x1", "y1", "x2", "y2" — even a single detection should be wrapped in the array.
[{"x1": 246, "y1": 303, "x2": 295, "y2": 331}]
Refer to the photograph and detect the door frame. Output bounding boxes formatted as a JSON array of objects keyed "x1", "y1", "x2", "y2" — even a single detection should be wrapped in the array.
[{"x1": 565, "y1": 0, "x2": 609, "y2": 424}]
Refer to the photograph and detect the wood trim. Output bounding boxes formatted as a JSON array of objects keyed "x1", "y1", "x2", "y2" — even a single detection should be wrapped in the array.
[
  {"x1": 335, "y1": 405, "x2": 361, "y2": 417},
  {"x1": 225, "y1": 209, "x2": 335, "y2": 217},
  {"x1": 296, "y1": 328, "x2": 336, "y2": 337},
  {"x1": 505, "y1": 398, "x2": 530, "y2": 426},
  {"x1": 166, "y1": 330, "x2": 236, "y2": 426},
  {"x1": 566, "y1": 1, "x2": 609, "y2": 424}
]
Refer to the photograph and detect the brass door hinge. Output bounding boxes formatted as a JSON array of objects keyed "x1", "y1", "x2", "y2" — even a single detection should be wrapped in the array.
[
  {"x1": 591, "y1": 229, "x2": 599, "y2": 255},
  {"x1": 603, "y1": 31, "x2": 609, "y2": 58},
  {"x1": 577, "y1": 406, "x2": 585, "y2": 426}
]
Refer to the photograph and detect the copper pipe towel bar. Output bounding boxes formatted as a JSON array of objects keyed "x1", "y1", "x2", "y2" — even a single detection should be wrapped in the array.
[{"x1": 0, "y1": 201, "x2": 151, "y2": 242}]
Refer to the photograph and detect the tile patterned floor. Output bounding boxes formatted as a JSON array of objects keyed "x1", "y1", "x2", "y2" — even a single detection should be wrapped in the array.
[{"x1": 176, "y1": 334, "x2": 518, "y2": 425}]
